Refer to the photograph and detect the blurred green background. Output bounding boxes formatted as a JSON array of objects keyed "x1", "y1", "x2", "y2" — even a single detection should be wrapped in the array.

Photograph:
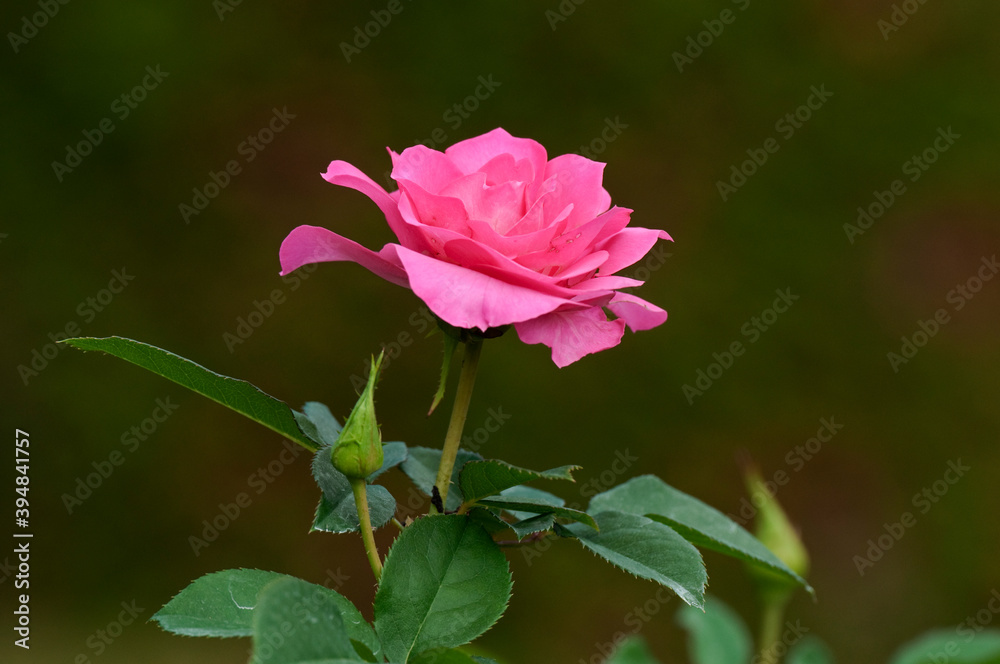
[{"x1": 2, "y1": 1, "x2": 999, "y2": 662}]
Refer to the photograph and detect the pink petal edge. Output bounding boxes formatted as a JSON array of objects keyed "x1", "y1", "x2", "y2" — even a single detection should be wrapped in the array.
[{"x1": 279, "y1": 225, "x2": 409, "y2": 288}]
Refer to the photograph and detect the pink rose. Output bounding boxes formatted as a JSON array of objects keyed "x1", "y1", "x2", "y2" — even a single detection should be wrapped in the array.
[{"x1": 280, "y1": 128, "x2": 671, "y2": 367}]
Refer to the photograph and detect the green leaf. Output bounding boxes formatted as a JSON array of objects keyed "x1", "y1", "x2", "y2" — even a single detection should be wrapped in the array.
[
  {"x1": 459, "y1": 460, "x2": 580, "y2": 505},
  {"x1": 369, "y1": 441, "x2": 407, "y2": 481},
  {"x1": 589, "y1": 475, "x2": 811, "y2": 593},
  {"x1": 152, "y1": 570, "x2": 382, "y2": 661},
  {"x1": 152, "y1": 569, "x2": 284, "y2": 637},
  {"x1": 786, "y1": 635, "x2": 836, "y2": 664},
  {"x1": 400, "y1": 447, "x2": 483, "y2": 512},
  {"x1": 606, "y1": 636, "x2": 663, "y2": 664},
  {"x1": 475, "y1": 495, "x2": 597, "y2": 531},
  {"x1": 300, "y1": 401, "x2": 343, "y2": 446},
  {"x1": 509, "y1": 513, "x2": 556, "y2": 540},
  {"x1": 410, "y1": 649, "x2": 494, "y2": 664},
  {"x1": 312, "y1": 445, "x2": 396, "y2": 533},
  {"x1": 374, "y1": 515, "x2": 512, "y2": 662},
  {"x1": 62, "y1": 336, "x2": 318, "y2": 451},
  {"x1": 493, "y1": 485, "x2": 566, "y2": 521},
  {"x1": 889, "y1": 629, "x2": 1000, "y2": 664},
  {"x1": 251, "y1": 577, "x2": 365, "y2": 663},
  {"x1": 676, "y1": 596, "x2": 752, "y2": 664},
  {"x1": 565, "y1": 511, "x2": 707, "y2": 609},
  {"x1": 466, "y1": 507, "x2": 512, "y2": 535}
]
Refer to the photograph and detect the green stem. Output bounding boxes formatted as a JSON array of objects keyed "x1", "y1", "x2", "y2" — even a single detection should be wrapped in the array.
[
  {"x1": 350, "y1": 479, "x2": 383, "y2": 581},
  {"x1": 433, "y1": 336, "x2": 483, "y2": 511},
  {"x1": 757, "y1": 599, "x2": 788, "y2": 664}
]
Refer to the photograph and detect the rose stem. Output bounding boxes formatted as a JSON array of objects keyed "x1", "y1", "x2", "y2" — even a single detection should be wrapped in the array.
[
  {"x1": 432, "y1": 336, "x2": 483, "y2": 511},
  {"x1": 350, "y1": 478, "x2": 383, "y2": 581}
]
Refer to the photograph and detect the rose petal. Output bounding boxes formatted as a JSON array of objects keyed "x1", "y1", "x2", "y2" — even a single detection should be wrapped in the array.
[
  {"x1": 466, "y1": 216, "x2": 567, "y2": 258},
  {"x1": 513, "y1": 212, "x2": 619, "y2": 275},
  {"x1": 394, "y1": 245, "x2": 572, "y2": 330},
  {"x1": 590, "y1": 206, "x2": 633, "y2": 245},
  {"x1": 506, "y1": 181, "x2": 573, "y2": 236},
  {"x1": 396, "y1": 192, "x2": 471, "y2": 257},
  {"x1": 439, "y1": 172, "x2": 527, "y2": 235},
  {"x1": 395, "y1": 179, "x2": 471, "y2": 236},
  {"x1": 478, "y1": 153, "x2": 535, "y2": 186},
  {"x1": 596, "y1": 227, "x2": 672, "y2": 276},
  {"x1": 445, "y1": 128, "x2": 548, "y2": 184},
  {"x1": 389, "y1": 145, "x2": 464, "y2": 194},
  {"x1": 608, "y1": 292, "x2": 668, "y2": 332},
  {"x1": 321, "y1": 161, "x2": 419, "y2": 248},
  {"x1": 279, "y1": 225, "x2": 409, "y2": 288},
  {"x1": 554, "y1": 250, "x2": 609, "y2": 283},
  {"x1": 441, "y1": 238, "x2": 580, "y2": 298},
  {"x1": 515, "y1": 306, "x2": 626, "y2": 367},
  {"x1": 542, "y1": 154, "x2": 612, "y2": 228},
  {"x1": 573, "y1": 275, "x2": 645, "y2": 291}
]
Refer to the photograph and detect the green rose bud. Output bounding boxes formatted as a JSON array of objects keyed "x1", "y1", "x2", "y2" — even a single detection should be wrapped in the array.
[
  {"x1": 332, "y1": 353, "x2": 384, "y2": 479},
  {"x1": 743, "y1": 462, "x2": 810, "y2": 604}
]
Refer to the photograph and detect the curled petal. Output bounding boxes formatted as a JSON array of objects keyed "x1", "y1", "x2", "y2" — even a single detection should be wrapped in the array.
[
  {"x1": 608, "y1": 292, "x2": 668, "y2": 332},
  {"x1": 596, "y1": 227, "x2": 672, "y2": 276},
  {"x1": 322, "y1": 161, "x2": 419, "y2": 248},
  {"x1": 279, "y1": 225, "x2": 408, "y2": 288},
  {"x1": 515, "y1": 306, "x2": 626, "y2": 368}
]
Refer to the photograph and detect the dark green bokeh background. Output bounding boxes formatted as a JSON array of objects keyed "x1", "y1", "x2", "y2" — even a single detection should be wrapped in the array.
[{"x1": 3, "y1": 1, "x2": 999, "y2": 662}]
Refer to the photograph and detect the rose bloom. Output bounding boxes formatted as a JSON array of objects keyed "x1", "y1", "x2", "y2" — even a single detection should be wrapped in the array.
[{"x1": 280, "y1": 128, "x2": 671, "y2": 367}]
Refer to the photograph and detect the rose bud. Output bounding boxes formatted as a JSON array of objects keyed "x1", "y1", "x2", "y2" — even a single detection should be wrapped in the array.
[{"x1": 332, "y1": 353, "x2": 385, "y2": 479}]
